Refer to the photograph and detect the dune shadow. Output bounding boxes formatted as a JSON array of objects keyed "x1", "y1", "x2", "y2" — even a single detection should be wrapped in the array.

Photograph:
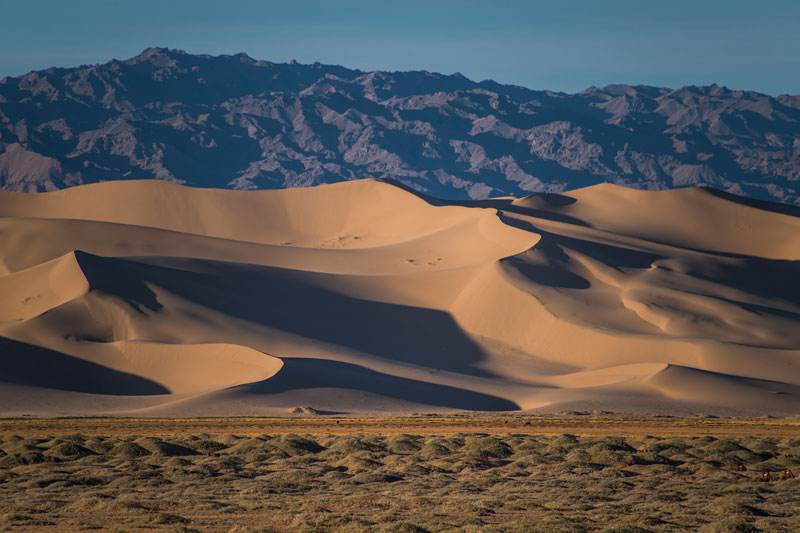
[
  {"x1": 0, "y1": 337, "x2": 169, "y2": 395},
  {"x1": 511, "y1": 237, "x2": 591, "y2": 289},
  {"x1": 240, "y1": 357, "x2": 519, "y2": 411},
  {"x1": 553, "y1": 233, "x2": 662, "y2": 269},
  {"x1": 74, "y1": 250, "x2": 163, "y2": 313},
  {"x1": 498, "y1": 204, "x2": 589, "y2": 227},
  {"x1": 376, "y1": 179, "x2": 590, "y2": 227},
  {"x1": 499, "y1": 228, "x2": 655, "y2": 289},
  {"x1": 409, "y1": 188, "x2": 590, "y2": 227},
  {"x1": 503, "y1": 255, "x2": 591, "y2": 290},
  {"x1": 509, "y1": 217, "x2": 663, "y2": 270},
  {"x1": 682, "y1": 256, "x2": 800, "y2": 306},
  {"x1": 526, "y1": 193, "x2": 578, "y2": 208},
  {"x1": 659, "y1": 363, "x2": 798, "y2": 389},
  {"x1": 110, "y1": 257, "x2": 495, "y2": 377},
  {"x1": 703, "y1": 187, "x2": 800, "y2": 218}
]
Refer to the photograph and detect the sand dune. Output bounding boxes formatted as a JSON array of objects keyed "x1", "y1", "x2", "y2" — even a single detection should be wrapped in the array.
[{"x1": 0, "y1": 179, "x2": 798, "y2": 416}]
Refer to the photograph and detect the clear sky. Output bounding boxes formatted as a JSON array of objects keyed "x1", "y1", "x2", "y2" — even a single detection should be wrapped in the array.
[{"x1": 1, "y1": 0, "x2": 798, "y2": 95}]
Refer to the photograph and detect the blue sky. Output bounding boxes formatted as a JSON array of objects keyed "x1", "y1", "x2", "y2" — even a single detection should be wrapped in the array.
[{"x1": 1, "y1": 0, "x2": 798, "y2": 94}]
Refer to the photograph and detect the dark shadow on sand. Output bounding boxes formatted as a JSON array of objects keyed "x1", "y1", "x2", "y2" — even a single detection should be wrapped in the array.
[
  {"x1": 86, "y1": 254, "x2": 496, "y2": 377},
  {"x1": 239, "y1": 357, "x2": 519, "y2": 411},
  {"x1": 0, "y1": 337, "x2": 169, "y2": 395}
]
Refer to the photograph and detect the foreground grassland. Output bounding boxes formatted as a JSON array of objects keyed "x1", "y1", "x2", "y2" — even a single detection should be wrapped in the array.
[{"x1": 1, "y1": 416, "x2": 799, "y2": 531}]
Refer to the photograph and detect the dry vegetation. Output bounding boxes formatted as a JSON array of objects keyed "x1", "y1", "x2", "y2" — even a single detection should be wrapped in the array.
[{"x1": 1, "y1": 417, "x2": 799, "y2": 531}]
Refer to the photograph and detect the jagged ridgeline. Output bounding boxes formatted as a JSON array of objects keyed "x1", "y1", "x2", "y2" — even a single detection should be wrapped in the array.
[{"x1": 0, "y1": 48, "x2": 798, "y2": 203}]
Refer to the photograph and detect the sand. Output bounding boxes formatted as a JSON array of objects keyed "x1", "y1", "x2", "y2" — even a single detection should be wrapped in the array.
[{"x1": 0, "y1": 178, "x2": 798, "y2": 416}]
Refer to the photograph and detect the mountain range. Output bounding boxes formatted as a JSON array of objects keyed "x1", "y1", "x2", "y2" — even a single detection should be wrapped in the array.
[{"x1": 1, "y1": 47, "x2": 799, "y2": 203}]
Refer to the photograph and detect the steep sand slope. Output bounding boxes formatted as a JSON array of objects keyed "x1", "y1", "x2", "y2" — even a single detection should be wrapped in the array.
[{"x1": 0, "y1": 179, "x2": 797, "y2": 416}]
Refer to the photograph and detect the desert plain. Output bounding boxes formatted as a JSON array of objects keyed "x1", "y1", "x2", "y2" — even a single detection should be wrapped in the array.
[{"x1": 0, "y1": 415, "x2": 798, "y2": 531}]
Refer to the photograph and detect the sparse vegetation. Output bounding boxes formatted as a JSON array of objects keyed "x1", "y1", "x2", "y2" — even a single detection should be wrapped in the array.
[{"x1": 1, "y1": 418, "x2": 799, "y2": 531}]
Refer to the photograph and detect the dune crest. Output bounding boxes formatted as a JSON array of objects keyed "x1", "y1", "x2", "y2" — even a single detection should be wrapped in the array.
[
  {"x1": 0, "y1": 179, "x2": 798, "y2": 416},
  {"x1": 0, "y1": 251, "x2": 89, "y2": 321}
]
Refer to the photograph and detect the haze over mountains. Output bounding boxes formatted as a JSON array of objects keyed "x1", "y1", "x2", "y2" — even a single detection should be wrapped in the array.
[
  {"x1": 1, "y1": 48, "x2": 799, "y2": 203},
  {"x1": 0, "y1": 179, "x2": 798, "y2": 415}
]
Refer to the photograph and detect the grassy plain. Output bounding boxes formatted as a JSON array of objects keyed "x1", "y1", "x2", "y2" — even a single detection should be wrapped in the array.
[{"x1": 1, "y1": 415, "x2": 798, "y2": 531}]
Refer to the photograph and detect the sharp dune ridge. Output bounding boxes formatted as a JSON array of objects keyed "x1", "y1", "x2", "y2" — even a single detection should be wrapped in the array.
[{"x1": 0, "y1": 178, "x2": 798, "y2": 416}]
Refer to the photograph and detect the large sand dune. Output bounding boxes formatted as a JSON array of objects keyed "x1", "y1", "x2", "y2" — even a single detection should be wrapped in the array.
[{"x1": 0, "y1": 179, "x2": 798, "y2": 416}]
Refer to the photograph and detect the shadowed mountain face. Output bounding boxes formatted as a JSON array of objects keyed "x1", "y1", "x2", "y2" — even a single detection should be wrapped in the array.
[{"x1": 1, "y1": 47, "x2": 799, "y2": 203}]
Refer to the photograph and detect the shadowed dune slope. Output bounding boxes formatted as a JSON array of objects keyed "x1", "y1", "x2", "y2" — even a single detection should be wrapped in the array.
[{"x1": 0, "y1": 179, "x2": 798, "y2": 415}]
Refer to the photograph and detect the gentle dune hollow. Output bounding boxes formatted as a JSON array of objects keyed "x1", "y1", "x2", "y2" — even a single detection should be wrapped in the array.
[{"x1": 0, "y1": 178, "x2": 798, "y2": 416}]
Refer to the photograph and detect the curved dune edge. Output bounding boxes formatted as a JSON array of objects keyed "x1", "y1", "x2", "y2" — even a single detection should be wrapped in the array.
[
  {"x1": 0, "y1": 178, "x2": 535, "y2": 252},
  {"x1": 0, "y1": 251, "x2": 89, "y2": 321},
  {"x1": 0, "y1": 337, "x2": 284, "y2": 396},
  {"x1": 645, "y1": 364, "x2": 800, "y2": 404},
  {"x1": 519, "y1": 183, "x2": 800, "y2": 260},
  {"x1": 104, "y1": 341, "x2": 285, "y2": 394},
  {"x1": 0, "y1": 178, "x2": 798, "y2": 415},
  {"x1": 545, "y1": 363, "x2": 669, "y2": 389}
]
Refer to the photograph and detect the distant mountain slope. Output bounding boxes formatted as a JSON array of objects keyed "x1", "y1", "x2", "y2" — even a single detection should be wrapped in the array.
[{"x1": 1, "y1": 48, "x2": 798, "y2": 203}]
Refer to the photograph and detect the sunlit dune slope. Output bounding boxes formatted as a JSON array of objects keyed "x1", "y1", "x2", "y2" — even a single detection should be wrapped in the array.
[{"x1": 0, "y1": 179, "x2": 797, "y2": 416}]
